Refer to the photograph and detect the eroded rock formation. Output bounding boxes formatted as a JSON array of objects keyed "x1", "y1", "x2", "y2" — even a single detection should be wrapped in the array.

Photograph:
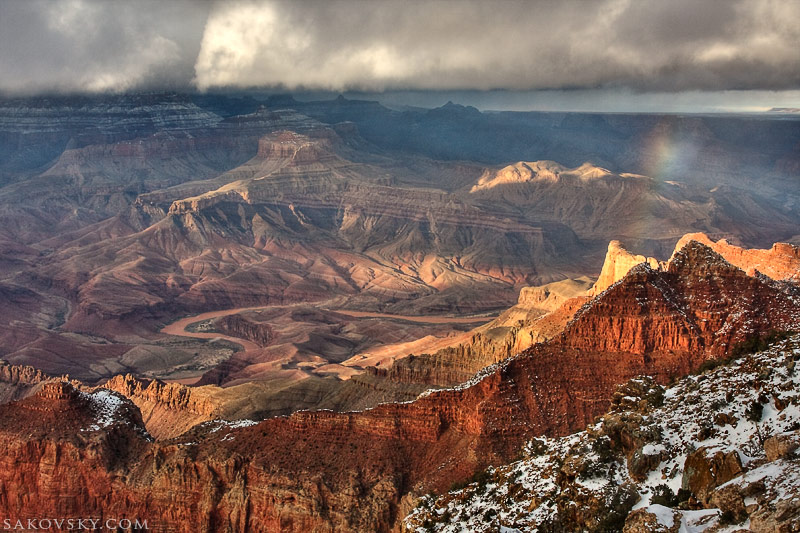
[
  {"x1": 0, "y1": 240, "x2": 797, "y2": 532},
  {"x1": 102, "y1": 374, "x2": 220, "y2": 440},
  {"x1": 589, "y1": 240, "x2": 664, "y2": 296},
  {"x1": 0, "y1": 360, "x2": 64, "y2": 403},
  {"x1": 673, "y1": 231, "x2": 800, "y2": 283},
  {"x1": 213, "y1": 314, "x2": 275, "y2": 348}
]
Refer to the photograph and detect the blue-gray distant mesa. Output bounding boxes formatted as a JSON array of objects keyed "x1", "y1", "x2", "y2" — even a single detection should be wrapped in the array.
[{"x1": 0, "y1": 0, "x2": 798, "y2": 95}]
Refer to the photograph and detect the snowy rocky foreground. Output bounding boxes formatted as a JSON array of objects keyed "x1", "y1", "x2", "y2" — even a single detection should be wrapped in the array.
[{"x1": 404, "y1": 334, "x2": 800, "y2": 532}]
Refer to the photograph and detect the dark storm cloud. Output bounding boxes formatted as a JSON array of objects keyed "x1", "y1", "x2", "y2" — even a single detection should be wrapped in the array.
[
  {"x1": 193, "y1": 0, "x2": 800, "y2": 92},
  {"x1": 1, "y1": 0, "x2": 798, "y2": 95},
  {"x1": 0, "y1": 0, "x2": 210, "y2": 94}
]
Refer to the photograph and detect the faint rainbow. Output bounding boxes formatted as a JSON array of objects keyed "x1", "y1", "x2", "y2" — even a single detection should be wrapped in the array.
[{"x1": 626, "y1": 123, "x2": 696, "y2": 248}]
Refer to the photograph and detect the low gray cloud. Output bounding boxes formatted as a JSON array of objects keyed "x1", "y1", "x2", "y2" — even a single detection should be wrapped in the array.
[
  {"x1": 1, "y1": 0, "x2": 798, "y2": 95},
  {"x1": 193, "y1": 0, "x2": 800, "y2": 92},
  {"x1": 0, "y1": 0, "x2": 209, "y2": 94}
]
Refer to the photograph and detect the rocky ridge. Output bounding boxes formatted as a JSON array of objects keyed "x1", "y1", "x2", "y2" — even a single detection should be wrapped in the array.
[
  {"x1": 512, "y1": 276, "x2": 595, "y2": 318},
  {"x1": 0, "y1": 359, "x2": 66, "y2": 403},
  {"x1": 368, "y1": 292, "x2": 588, "y2": 387},
  {"x1": 674, "y1": 232, "x2": 800, "y2": 283},
  {"x1": 592, "y1": 233, "x2": 800, "y2": 297},
  {"x1": 590, "y1": 240, "x2": 663, "y2": 296},
  {"x1": 563, "y1": 241, "x2": 800, "y2": 357},
  {"x1": 404, "y1": 334, "x2": 800, "y2": 533}
]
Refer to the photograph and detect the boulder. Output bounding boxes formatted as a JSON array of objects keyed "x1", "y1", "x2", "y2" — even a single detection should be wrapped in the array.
[
  {"x1": 681, "y1": 447, "x2": 743, "y2": 503},
  {"x1": 764, "y1": 431, "x2": 800, "y2": 462}
]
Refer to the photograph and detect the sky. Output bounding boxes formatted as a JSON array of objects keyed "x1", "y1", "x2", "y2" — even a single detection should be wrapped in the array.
[{"x1": 0, "y1": 0, "x2": 798, "y2": 112}]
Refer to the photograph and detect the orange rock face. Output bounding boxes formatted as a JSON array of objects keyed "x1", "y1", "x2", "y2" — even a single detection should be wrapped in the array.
[
  {"x1": 589, "y1": 233, "x2": 800, "y2": 299},
  {"x1": 0, "y1": 241, "x2": 797, "y2": 532},
  {"x1": 673, "y1": 232, "x2": 800, "y2": 282},
  {"x1": 0, "y1": 360, "x2": 66, "y2": 403},
  {"x1": 589, "y1": 240, "x2": 664, "y2": 296},
  {"x1": 101, "y1": 374, "x2": 219, "y2": 440},
  {"x1": 568, "y1": 241, "x2": 800, "y2": 357}
]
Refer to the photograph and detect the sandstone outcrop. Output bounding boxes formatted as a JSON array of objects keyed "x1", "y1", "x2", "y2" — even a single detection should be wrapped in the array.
[
  {"x1": 0, "y1": 359, "x2": 54, "y2": 385},
  {"x1": 589, "y1": 240, "x2": 664, "y2": 296},
  {"x1": 0, "y1": 360, "x2": 65, "y2": 403},
  {"x1": 681, "y1": 447, "x2": 744, "y2": 504},
  {"x1": 213, "y1": 314, "x2": 275, "y2": 348},
  {"x1": 498, "y1": 276, "x2": 594, "y2": 324},
  {"x1": 587, "y1": 233, "x2": 800, "y2": 300},
  {"x1": 363, "y1": 276, "x2": 593, "y2": 388},
  {"x1": 673, "y1": 232, "x2": 800, "y2": 283},
  {"x1": 372, "y1": 294, "x2": 589, "y2": 387},
  {"x1": 764, "y1": 431, "x2": 800, "y2": 462},
  {"x1": 101, "y1": 374, "x2": 220, "y2": 440},
  {"x1": 566, "y1": 241, "x2": 800, "y2": 357}
]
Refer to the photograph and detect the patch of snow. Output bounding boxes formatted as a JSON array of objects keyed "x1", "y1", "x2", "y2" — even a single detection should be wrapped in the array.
[
  {"x1": 648, "y1": 504, "x2": 675, "y2": 528},
  {"x1": 642, "y1": 443, "x2": 666, "y2": 455},
  {"x1": 207, "y1": 419, "x2": 259, "y2": 433},
  {"x1": 678, "y1": 508, "x2": 719, "y2": 532},
  {"x1": 78, "y1": 389, "x2": 125, "y2": 431}
]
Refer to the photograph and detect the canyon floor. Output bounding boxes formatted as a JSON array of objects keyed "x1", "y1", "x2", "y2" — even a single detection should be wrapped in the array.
[{"x1": 159, "y1": 302, "x2": 494, "y2": 383}]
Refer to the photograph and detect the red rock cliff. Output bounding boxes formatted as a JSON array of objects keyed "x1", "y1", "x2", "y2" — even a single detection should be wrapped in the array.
[{"x1": 0, "y1": 241, "x2": 797, "y2": 532}]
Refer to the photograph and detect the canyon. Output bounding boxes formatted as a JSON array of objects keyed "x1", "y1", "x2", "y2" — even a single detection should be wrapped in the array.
[
  {"x1": 0, "y1": 96, "x2": 797, "y2": 389},
  {"x1": 0, "y1": 94, "x2": 798, "y2": 532},
  {"x1": 0, "y1": 238, "x2": 798, "y2": 531}
]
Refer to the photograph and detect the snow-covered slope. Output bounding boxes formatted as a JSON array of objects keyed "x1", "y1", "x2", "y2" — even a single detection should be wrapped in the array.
[{"x1": 405, "y1": 333, "x2": 800, "y2": 532}]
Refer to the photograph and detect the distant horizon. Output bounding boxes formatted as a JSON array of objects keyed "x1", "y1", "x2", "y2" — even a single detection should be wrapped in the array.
[
  {"x1": 1, "y1": 88, "x2": 799, "y2": 116},
  {"x1": 314, "y1": 89, "x2": 800, "y2": 114}
]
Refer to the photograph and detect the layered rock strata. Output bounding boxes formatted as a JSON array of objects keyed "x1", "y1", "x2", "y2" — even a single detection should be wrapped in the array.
[
  {"x1": 0, "y1": 360, "x2": 65, "y2": 403},
  {"x1": 405, "y1": 334, "x2": 800, "y2": 532},
  {"x1": 0, "y1": 241, "x2": 797, "y2": 531},
  {"x1": 213, "y1": 314, "x2": 275, "y2": 348},
  {"x1": 102, "y1": 374, "x2": 220, "y2": 440}
]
